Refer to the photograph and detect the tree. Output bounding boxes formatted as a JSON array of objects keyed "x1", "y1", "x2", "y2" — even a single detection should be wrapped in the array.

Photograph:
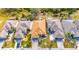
[{"x1": 64, "y1": 32, "x2": 74, "y2": 40}]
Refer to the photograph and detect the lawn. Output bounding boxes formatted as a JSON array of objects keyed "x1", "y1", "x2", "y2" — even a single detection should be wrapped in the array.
[
  {"x1": 38, "y1": 38, "x2": 49, "y2": 48},
  {"x1": 38, "y1": 38, "x2": 58, "y2": 48},
  {"x1": 49, "y1": 40, "x2": 58, "y2": 48},
  {"x1": 63, "y1": 39, "x2": 76, "y2": 48},
  {"x1": 2, "y1": 34, "x2": 15, "y2": 48},
  {"x1": 20, "y1": 33, "x2": 32, "y2": 48},
  {"x1": 2, "y1": 40, "x2": 15, "y2": 48}
]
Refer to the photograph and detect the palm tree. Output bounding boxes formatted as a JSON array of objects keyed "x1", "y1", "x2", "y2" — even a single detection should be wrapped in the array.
[{"x1": 64, "y1": 32, "x2": 74, "y2": 40}]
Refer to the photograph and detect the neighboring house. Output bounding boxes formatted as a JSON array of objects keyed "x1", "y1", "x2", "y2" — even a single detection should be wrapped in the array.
[
  {"x1": 62, "y1": 20, "x2": 79, "y2": 41},
  {"x1": 0, "y1": 20, "x2": 17, "y2": 42},
  {"x1": 47, "y1": 20, "x2": 64, "y2": 41},
  {"x1": 31, "y1": 18, "x2": 47, "y2": 38},
  {"x1": 73, "y1": 20, "x2": 79, "y2": 37},
  {"x1": 62, "y1": 20, "x2": 79, "y2": 37},
  {"x1": 31, "y1": 15, "x2": 47, "y2": 49},
  {"x1": 15, "y1": 21, "x2": 31, "y2": 41},
  {"x1": 62, "y1": 20, "x2": 76, "y2": 33}
]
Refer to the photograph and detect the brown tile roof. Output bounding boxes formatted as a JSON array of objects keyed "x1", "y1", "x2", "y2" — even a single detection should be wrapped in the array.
[{"x1": 32, "y1": 18, "x2": 47, "y2": 37}]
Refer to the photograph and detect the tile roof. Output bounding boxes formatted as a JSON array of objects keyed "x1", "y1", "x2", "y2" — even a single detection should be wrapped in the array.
[{"x1": 32, "y1": 18, "x2": 47, "y2": 37}]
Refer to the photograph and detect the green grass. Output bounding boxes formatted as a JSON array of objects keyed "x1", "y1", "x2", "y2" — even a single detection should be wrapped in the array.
[
  {"x1": 38, "y1": 38, "x2": 49, "y2": 48},
  {"x1": 20, "y1": 33, "x2": 32, "y2": 48},
  {"x1": 38, "y1": 38, "x2": 57, "y2": 48},
  {"x1": 63, "y1": 39, "x2": 76, "y2": 48},
  {"x1": 2, "y1": 40, "x2": 15, "y2": 48},
  {"x1": 49, "y1": 40, "x2": 58, "y2": 48}
]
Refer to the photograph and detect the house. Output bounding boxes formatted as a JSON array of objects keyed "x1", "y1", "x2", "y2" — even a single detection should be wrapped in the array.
[
  {"x1": 0, "y1": 20, "x2": 17, "y2": 42},
  {"x1": 15, "y1": 21, "x2": 31, "y2": 41},
  {"x1": 62, "y1": 20, "x2": 79, "y2": 38},
  {"x1": 47, "y1": 20, "x2": 64, "y2": 41},
  {"x1": 31, "y1": 17, "x2": 47, "y2": 38}
]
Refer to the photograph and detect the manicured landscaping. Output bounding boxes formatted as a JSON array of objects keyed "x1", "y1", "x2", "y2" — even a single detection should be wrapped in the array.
[
  {"x1": 38, "y1": 38, "x2": 49, "y2": 48},
  {"x1": 2, "y1": 39, "x2": 15, "y2": 48},
  {"x1": 63, "y1": 39, "x2": 76, "y2": 48},
  {"x1": 20, "y1": 33, "x2": 32, "y2": 48},
  {"x1": 38, "y1": 38, "x2": 58, "y2": 48},
  {"x1": 49, "y1": 40, "x2": 58, "y2": 48}
]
